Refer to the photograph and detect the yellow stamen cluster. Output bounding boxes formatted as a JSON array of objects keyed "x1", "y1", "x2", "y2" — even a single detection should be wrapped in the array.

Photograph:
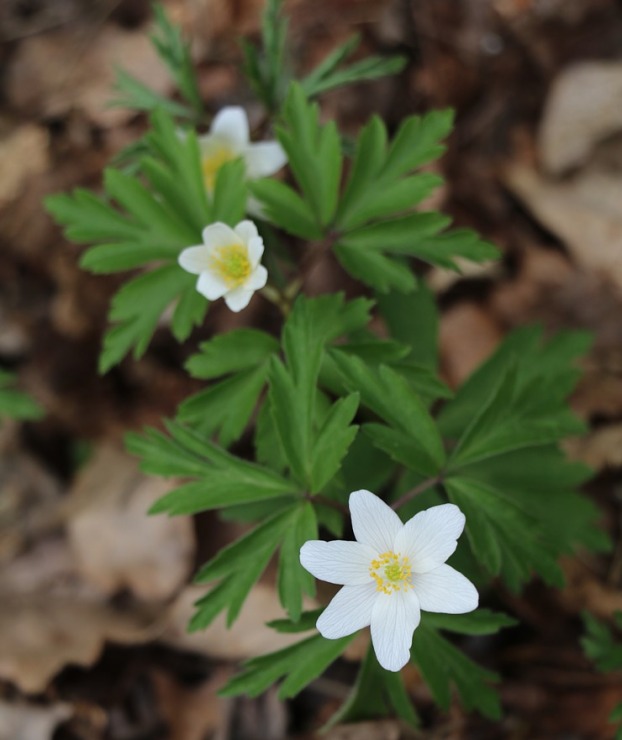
[
  {"x1": 209, "y1": 244, "x2": 251, "y2": 287},
  {"x1": 369, "y1": 551, "x2": 413, "y2": 594},
  {"x1": 201, "y1": 145, "x2": 237, "y2": 191}
]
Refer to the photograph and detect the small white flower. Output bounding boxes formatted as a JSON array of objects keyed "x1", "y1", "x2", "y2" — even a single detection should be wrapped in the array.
[
  {"x1": 198, "y1": 107, "x2": 287, "y2": 192},
  {"x1": 300, "y1": 490, "x2": 478, "y2": 672},
  {"x1": 178, "y1": 220, "x2": 268, "y2": 312}
]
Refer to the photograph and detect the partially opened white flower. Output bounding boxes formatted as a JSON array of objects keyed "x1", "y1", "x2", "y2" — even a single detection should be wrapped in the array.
[
  {"x1": 199, "y1": 107, "x2": 287, "y2": 192},
  {"x1": 300, "y1": 490, "x2": 478, "y2": 672},
  {"x1": 178, "y1": 220, "x2": 268, "y2": 312}
]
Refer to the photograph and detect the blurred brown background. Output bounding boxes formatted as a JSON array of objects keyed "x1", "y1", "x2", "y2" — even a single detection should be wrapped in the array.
[{"x1": 2, "y1": 0, "x2": 622, "y2": 738}]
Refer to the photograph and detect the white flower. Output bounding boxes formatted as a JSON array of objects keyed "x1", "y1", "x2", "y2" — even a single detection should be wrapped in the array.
[
  {"x1": 178, "y1": 220, "x2": 268, "y2": 312},
  {"x1": 198, "y1": 107, "x2": 287, "y2": 192},
  {"x1": 300, "y1": 490, "x2": 478, "y2": 672}
]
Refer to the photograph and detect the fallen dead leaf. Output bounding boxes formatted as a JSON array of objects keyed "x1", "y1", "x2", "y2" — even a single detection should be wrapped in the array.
[
  {"x1": 563, "y1": 424, "x2": 622, "y2": 470},
  {"x1": 573, "y1": 368, "x2": 622, "y2": 420},
  {"x1": 490, "y1": 244, "x2": 574, "y2": 329},
  {"x1": 5, "y1": 24, "x2": 172, "y2": 127},
  {"x1": 0, "y1": 590, "x2": 159, "y2": 693},
  {"x1": 324, "y1": 719, "x2": 412, "y2": 740},
  {"x1": 559, "y1": 558, "x2": 622, "y2": 620},
  {"x1": 506, "y1": 163, "x2": 622, "y2": 294},
  {"x1": 0, "y1": 422, "x2": 63, "y2": 562},
  {"x1": 0, "y1": 123, "x2": 49, "y2": 206},
  {"x1": 188, "y1": 0, "x2": 264, "y2": 39},
  {"x1": 151, "y1": 667, "x2": 231, "y2": 740},
  {"x1": 0, "y1": 701, "x2": 72, "y2": 740},
  {"x1": 67, "y1": 444, "x2": 195, "y2": 602},
  {"x1": 427, "y1": 257, "x2": 500, "y2": 294},
  {"x1": 440, "y1": 302, "x2": 503, "y2": 387},
  {"x1": 0, "y1": 529, "x2": 161, "y2": 694},
  {"x1": 539, "y1": 61, "x2": 622, "y2": 175}
]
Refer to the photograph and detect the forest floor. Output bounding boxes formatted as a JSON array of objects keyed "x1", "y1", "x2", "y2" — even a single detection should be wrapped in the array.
[{"x1": 2, "y1": 0, "x2": 622, "y2": 737}]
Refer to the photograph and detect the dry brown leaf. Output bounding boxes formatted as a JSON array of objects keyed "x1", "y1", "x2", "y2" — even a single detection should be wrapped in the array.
[
  {"x1": 324, "y1": 720, "x2": 412, "y2": 740},
  {"x1": 539, "y1": 61, "x2": 622, "y2": 175},
  {"x1": 427, "y1": 257, "x2": 500, "y2": 294},
  {"x1": 506, "y1": 163, "x2": 622, "y2": 293},
  {"x1": 0, "y1": 701, "x2": 72, "y2": 740},
  {"x1": 163, "y1": 584, "x2": 316, "y2": 661},
  {"x1": 563, "y1": 424, "x2": 622, "y2": 470},
  {"x1": 573, "y1": 369, "x2": 622, "y2": 420},
  {"x1": 440, "y1": 302, "x2": 502, "y2": 387},
  {"x1": 0, "y1": 530, "x2": 160, "y2": 694},
  {"x1": 67, "y1": 445, "x2": 195, "y2": 602},
  {"x1": 0, "y1": 591, "x2": 159, "y2": 693},
  {"x1": 490, "y1": 244, "x2": 574, "y2": 328},
  {"x1": 5, "y1": 25, "x2": 171, "y2": 127},
  {"x1": 559, "y1": 558, "x2": 622, "y2": 620},
  {"x1": 188, "y1": 0, "x2": 264, "y2": 38},
  {"x1": 0, "y1": 123, "x2": 49, "y2": 206},
  {"x1": 151, "y1": 667, "x2": 231, "y2": 740},
  {"x1": 0, "y1": 423, "x2": 63, "y2": 562}
]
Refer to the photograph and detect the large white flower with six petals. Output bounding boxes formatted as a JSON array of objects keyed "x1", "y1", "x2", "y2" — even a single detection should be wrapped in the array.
[
  {"x1": 300, "y1": 489, "x2": 478, "y2": 672},
  {"x1": 198, "y1": 107, "x2": 286, "y2": 192},
  {"x1": 178, "y1": 220, "x2": 268, "y2": 312}
]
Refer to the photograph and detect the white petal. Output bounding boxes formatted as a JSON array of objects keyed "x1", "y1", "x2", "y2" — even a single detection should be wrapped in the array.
[
  {"x1": 247, "y1": 237, "x2": 265, "y2": 267},
  {"x1": 300, "y1": 540, "x2": 376, "y2": 586},
  {"x1": 198, "y1": 133, "x2": 225, "y2": 157},
  {"x1": 370, "y1": 590, "x2": 420, "y2": 672},
  {"x1": 244, "y1": 264, "x2": 268, "y2": 290},
  {"x1": 412, "y1": 564, "x2": 479, "y2": 614},
  {"x1": 178, "y1": 245, "x2": 210, "y2": 275},
  {"x1": 224, "y1": 287, "x2": 253, "y2": 312},
  {"x1": 316, "y1": 583, "x2": 377, "y2": 639},
  {"x1": 244, "y1": 141, "x2": 287, "y2": 179},
  {"x1": 202, "y1": 222, "x2": 242, "y2": 248},
  {"x1": 349, "y1": 490, "x2": 403, "y2": 554},
  {"x1": 233, "y1": 219, "x2": 259, "y2": 243},
  {"x1": 393, "y1": 503, "x2": 465, "y2": 573},
  {"x1": 210, "y1": 107, "x2": 249, "y2": 151},
  {"x1": 196, "y1": 271, "x2": 228, "y2": 301}
]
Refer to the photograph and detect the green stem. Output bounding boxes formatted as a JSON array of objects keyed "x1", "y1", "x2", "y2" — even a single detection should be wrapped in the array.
[{"x1": 260, "y1": 285, "x2": 291, "y2": 316}]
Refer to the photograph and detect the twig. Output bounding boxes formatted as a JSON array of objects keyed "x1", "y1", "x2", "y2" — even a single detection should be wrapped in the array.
[
  {"x1": 310, "y1": 494, "x2": 350, "y2": 517},
  {"x1": 391, "y1": 474, "x2": 444, "y2": 510}
]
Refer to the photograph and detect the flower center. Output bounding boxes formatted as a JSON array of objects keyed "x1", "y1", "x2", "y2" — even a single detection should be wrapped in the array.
[
  {"x1": 209, "y1": 244, "x2": 251, "y2": 287},
  {"x1": 369, "y1": 551, "x2": 413, "y2": 595},
  {"x1": 201, "y1": 144, "x2": 237, "y2": 191}
]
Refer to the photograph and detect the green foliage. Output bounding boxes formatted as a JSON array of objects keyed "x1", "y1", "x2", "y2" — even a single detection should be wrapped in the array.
[
  {"x1": 275, "y1": 84, "x2": 343, "y2": 227},
  {"x1": 331, "y1": 111, "x2": 499, "y2": 292},
  {"x1": 370, "y1": 610, "x2": 513, "y2": 725},
  {"x1": 126, "y1": 420, "x2": 296, "y2": 515},
  {"x1": 242, "y1": 1, "x2": 405, "y2": 113},
  {"x1": 220, "y1": 630, "x2": 355, "y2": 699},
  {"x1": 327, "y1": 645, "x2": 419, "y2": 728},
  {"x1": 110, "y1": 3, "x2": 202, "y2": 119},
  {"x1": 330, "y1": 352, "x2": 445, "y2": 477},
  {"x1": 301, "y1": 35, "x2": 407, "y2": 98},
  {"x1": 46, "y1": 109, "x2": 248, "y2": 371},
  {"x1": 412, "y1": 621, "x2": 502, "y2": 719},
  {"x1": 0, "y1": 371, "x2": 43, "y2": 421},
  {"x1": 277, "y1": 501, "x2": 317, "y2": 620},
  {"x1": 582, "y1": 612, "x2": 622, "y2": 737},
  {"x1": 241, "y1": 0, "x2": 290, "y2": 114},
  {"x1": 582, "y1": 611, "x2": 622, "y2": 672},
  {"x1": 49, "y1": 2, "x2": 608, "y2": 727},
  {"x1": 181, "y1": 328, "x2": 279, "y2": 446},
  {"x1": 441, "y1": 327, "x2": 608, "y2": 591}
]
